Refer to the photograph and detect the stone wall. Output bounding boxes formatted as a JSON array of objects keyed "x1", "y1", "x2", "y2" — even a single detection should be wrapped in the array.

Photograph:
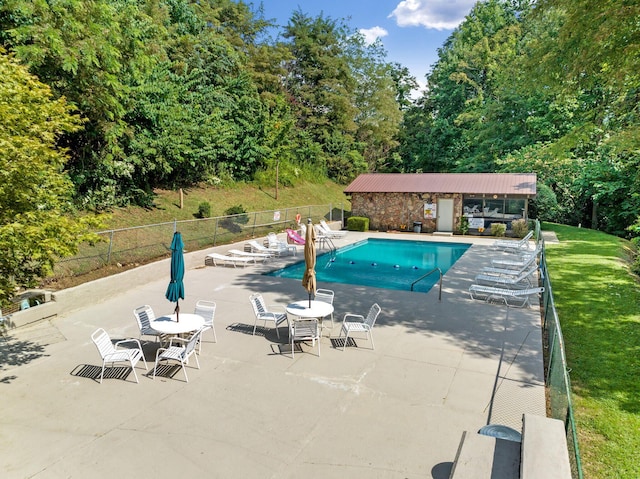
[{"x1": 350, "y1": 192, "x2": 463, "y2": 232}]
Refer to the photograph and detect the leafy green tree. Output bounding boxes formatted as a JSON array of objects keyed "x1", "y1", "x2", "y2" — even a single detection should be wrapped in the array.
[
  {"x1": 0, "y1": 51, "x2": 101, "y2": 303},
  {"x1": 282, "y1": 11, "x2": 358, "y2": 181},
  {"x1": 346, "y1": 34, "x2": 403, "y2": 172},
  {"x1": 517, "y1": 0, "x2": 640, "y2": 234},
  {"x1": 0, "y1": 0, "x2": 163, "y2": 206},
  {"x1": 407, "y1": 0, "x2": 528, "y2": 173}
]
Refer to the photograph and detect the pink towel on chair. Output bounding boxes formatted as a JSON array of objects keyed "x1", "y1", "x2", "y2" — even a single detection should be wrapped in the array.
[{"x1": 286, "y1": 229, "x2": 305, "y2": 245}]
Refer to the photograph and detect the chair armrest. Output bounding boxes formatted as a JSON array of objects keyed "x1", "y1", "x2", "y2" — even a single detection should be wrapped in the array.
[
  {"x1": 115, "y1": 338, "x2": 144, "y2": 350},
  {"x1": 343, "y1": 313, "x2": 365, "y2": 323}
]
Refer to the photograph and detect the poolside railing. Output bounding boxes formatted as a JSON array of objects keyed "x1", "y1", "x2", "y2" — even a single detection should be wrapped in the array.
[{"x1": 410, "y1": 267, "x2": 443, "y2": 300}]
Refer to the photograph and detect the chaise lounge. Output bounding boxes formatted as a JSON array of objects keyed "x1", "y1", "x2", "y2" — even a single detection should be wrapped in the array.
[{"x1": 468, "y1": 285, "x2": 544, "y2": 308}]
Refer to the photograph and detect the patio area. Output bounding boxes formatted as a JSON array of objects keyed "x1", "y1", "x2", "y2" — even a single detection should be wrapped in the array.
[{"x1": 0, "y1": 231, "x2": 546, "y2": 478}]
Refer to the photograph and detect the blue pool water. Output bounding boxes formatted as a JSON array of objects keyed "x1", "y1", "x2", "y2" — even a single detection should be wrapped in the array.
[{"x1": 266, "y1": 238, "x2": 471, "y2": 293}]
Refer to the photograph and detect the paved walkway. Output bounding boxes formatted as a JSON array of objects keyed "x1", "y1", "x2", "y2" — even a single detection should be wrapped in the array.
[{"x1": 0, "y1": 232, "x2": 546, "y2": 478}]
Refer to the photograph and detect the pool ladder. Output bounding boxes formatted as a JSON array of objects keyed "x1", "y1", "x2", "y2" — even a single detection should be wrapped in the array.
[
  {"x1": 318, "y1": 236, "x2": 337, "y2": 253},
  {"x1": 410, "y1": 267, "x2": 443, "y2": 301}
]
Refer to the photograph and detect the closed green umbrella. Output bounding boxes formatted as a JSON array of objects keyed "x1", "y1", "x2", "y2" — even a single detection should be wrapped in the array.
[
  {"x1": 302, "y1": 219, "x2": 317, "y2": 308},
  {"x1": 165, "y1": 231, "x2": 185, "y2": 321}
]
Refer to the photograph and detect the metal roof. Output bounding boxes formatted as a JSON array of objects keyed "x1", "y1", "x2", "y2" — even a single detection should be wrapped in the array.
[{"x1": 344, "y1": 173, "x2": 537, "y2": 196}]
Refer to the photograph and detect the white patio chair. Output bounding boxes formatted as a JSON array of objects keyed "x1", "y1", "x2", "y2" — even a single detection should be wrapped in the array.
[
  {"x1": 194, "y1": 300, "x2": 216, "y2": 353},
  {"x1": 249, "y1": 293, "x2": 288, "y2": 338},
  {"x1": 289, "y1": 318, "x2": 320, "y2": 358},
  {"x1": 152, "y1": 328, "x2": 202, "y2": 383},
  {"x1": 267, "y1": 233, "x2": 296, "y2": 256},
  {"x1": 314, "y1": 288, "x2": 335, "y2": 330},
  {"x1": 91, "y1": 328, "x2": 148, "y2": 384},
  {"x1": 133, "y1": 304, "x2": 163, "y2": 343},
  {"x1": 338, "y1": 303, "x2": 381, "y2": 351}
]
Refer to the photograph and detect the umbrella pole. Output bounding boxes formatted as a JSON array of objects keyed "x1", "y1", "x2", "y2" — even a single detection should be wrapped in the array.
[{"x1": 175, "y1": 301, "x2": 180, "y2": 322}]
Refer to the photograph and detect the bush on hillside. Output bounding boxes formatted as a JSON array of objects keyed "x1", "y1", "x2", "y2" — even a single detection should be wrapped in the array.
[{"x1": 197, "y1": 202, "x2": 211, "y2": 218}]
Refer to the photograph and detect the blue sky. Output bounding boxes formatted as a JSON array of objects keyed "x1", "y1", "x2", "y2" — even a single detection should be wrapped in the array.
[{"x1": 257, "y1": 0, "x2": 477, "y2": 89}]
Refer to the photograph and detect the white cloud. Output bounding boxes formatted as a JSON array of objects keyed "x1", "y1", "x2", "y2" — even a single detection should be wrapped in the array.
[
  {"x1": 359, "y1": 26, "x2": 389, "y2": 45},
  {"x1": 389, "y1": 0, "x2": 476, "y2": 31}
]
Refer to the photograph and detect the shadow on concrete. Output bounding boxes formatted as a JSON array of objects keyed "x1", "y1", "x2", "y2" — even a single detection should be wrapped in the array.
[{"x1": 0, "y1": 337, "x2": 48, "y2": 384}]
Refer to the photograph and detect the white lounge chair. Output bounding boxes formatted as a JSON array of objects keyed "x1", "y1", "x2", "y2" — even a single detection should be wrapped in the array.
[
  {"x1": 492, "y1": 231, "x2": 534, "y2": 252},
  {"x1": 474, "y1": 264, "x2": 539, "y2": 288},
  {"x1": 491, "y1": 245, "x2": 541, "y2": 269},
  {"x1": 91, "y1": 328, "x2": 148, "y2": 384},
  {"x1": 206, "y1": 252, "x2": 255, "y2": 267},
  {"x1": 338, "y1": 303, "x2": 381, "y2": 351},
  {"x1": 480, "y1": 254, "x2": 537, "y2": 276},
  {"x1": 319, "y1": 220, "x2": 347, "y2": 238},
  {"x1": 469, "y1": 285, "x2": 544, "y2": 308},
  {"x1": 248, "y1": 240, "x2": 287, "y2": 257},
  {"x1": 228, "y1": 249, "x2": 272, "y2": 262}
]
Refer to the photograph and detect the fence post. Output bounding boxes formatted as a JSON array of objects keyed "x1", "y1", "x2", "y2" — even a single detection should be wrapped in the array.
[
  {"x1": 107, "y1": 230, "x2": 114, "y2": 264},
  {"x1": 329, "y1": 203, "x2": 333, "y2": 221},
  {"x1": 213, "y1": 218, "x2": 218, "y2": 246},
  {"x1": 251, "y1": 212, "x2": 257, "y2": 237}
]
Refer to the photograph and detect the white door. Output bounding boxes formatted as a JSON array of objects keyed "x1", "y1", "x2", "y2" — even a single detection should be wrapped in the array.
[{"x1": 437, "y1": 198, "x2": 454, "y2": 232}]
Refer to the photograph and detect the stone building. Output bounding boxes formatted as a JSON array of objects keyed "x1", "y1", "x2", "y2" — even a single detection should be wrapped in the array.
[{"x1": 344, "y1": 173, "x2": 537, "y2": 233}]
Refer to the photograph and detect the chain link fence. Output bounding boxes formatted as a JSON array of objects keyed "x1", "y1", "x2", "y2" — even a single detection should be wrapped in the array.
[
  {"x1": 537, "y1": 222, "x2": 583, "y2": 479},
  {"x1": 53, "y1": 204, "x2": 344, "y2": 278}
]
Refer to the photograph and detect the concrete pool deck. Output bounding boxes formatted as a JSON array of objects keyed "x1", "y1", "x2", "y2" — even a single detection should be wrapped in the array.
[{"x1": 0, "y1": 231, "x2": 546, "y2": 478}]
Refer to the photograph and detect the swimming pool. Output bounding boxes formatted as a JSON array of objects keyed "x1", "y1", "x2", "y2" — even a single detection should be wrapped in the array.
[{"x1": 266, "y1": 238, "x2": 471, "y2": 293}]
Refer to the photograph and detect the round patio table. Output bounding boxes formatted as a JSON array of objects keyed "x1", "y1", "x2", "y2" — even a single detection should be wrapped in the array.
[
  {"x1": 150, "y1": 313, "x2": 204, "y2": 336},
  {"x1": 286, "y1": 300, "x2": 333, "y2": 319}
]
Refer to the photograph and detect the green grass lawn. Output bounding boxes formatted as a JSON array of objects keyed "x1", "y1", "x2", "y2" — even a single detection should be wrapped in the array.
[{"x1": 542, "y1": 223, "x2": 640, "y2": 479}]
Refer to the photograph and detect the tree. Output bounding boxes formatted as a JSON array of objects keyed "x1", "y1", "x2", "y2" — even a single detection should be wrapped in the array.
[
  {"x1": 0, "y1": 51, "x2": 101, "y2": 304},
  {"x1": 282, "y1": 11, "x2": 358, "y2": 181},
  {"x1": 346, "y1": 35, "x2": 403, "y2": 172}
]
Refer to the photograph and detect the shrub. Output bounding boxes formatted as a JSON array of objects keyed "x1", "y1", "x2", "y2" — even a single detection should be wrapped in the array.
[
  {"x1": 224, "y1": 204, "x2": 249, "y2": 224},
  {"x1": 511, "y1": 218, "x2": 529, "y2": 238},
  {"x1": 347, "y1": 216, "x2": 369, "y2": 232},
  {"x1": 459, "y1": 216, "x2": 469, "y2": 235},
  {"x1": 491, "y1": 222, "x2": 507, "y2": 237},
  {"x1": 197, "y1": 201, "x2": 211, "y2": 218}
]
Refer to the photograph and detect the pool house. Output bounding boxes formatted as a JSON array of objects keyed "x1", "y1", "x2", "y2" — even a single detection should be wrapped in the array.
[{"x1": 344, "y1": 172, "x2": 537, "y2": 234}]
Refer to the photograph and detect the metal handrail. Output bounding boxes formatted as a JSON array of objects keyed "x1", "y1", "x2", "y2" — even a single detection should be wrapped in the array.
[{"x1": 410, "y1": 267, "x2": 443, "y2": 301}]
